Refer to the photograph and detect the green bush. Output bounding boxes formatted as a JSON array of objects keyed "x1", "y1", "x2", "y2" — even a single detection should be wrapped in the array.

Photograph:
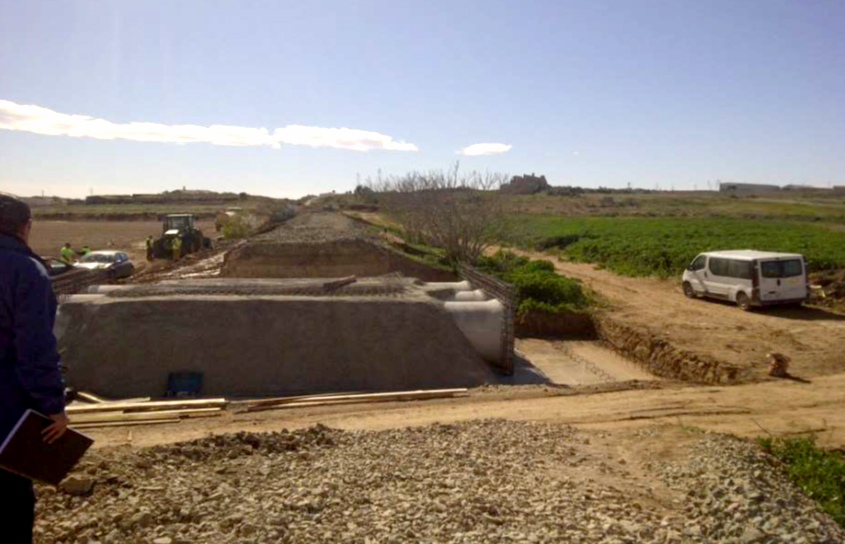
[
  {"x1": 760, "y1": 436, "x2": 845, "y2": 527},
  {"x1": 476, "y1": 250, "x2": 592, "y2": 315},
  {"x1": 221, "y1": 215, "x2": 252, "y2": 239}
]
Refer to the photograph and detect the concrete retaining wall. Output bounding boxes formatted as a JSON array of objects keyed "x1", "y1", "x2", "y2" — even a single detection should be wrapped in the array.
[{"x1": 57, "y1": 293, "x2": 497, "y2": 398}]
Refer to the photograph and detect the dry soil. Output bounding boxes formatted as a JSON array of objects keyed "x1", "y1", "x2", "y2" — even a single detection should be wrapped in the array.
[{"x1": 517, "y1": 249, "x2": 845, "y2": 381}]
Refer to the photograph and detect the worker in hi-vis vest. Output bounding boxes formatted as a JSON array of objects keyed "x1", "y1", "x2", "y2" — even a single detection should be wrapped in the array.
[
  {"x1": 171, "y1": 236, "x2": 182, "y2": 261},
  {"x1": 59, "y1": 242, "x2": 75, "y2": 264}
]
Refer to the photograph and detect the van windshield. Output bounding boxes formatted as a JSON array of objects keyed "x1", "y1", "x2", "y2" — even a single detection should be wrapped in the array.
[{"x1": 760, "y1": 259, "x2": 803, "y2": 278}]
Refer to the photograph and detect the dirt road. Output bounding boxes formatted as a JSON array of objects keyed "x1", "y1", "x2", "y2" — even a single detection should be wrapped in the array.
[
  {"x1": 518, "y1": 251, "x2": 845, "y2": 381},
  {"x1": 82, "y1": 372, "x2": 845, "y2": 450}
]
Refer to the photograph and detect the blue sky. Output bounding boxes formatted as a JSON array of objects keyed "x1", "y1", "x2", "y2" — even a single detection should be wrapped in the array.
[{"x1": 1, "y1": 0, "x2": 844, "y2": 199}]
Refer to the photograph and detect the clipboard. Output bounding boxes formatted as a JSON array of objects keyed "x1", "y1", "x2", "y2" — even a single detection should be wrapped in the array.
[{"x1": 0, "y1": 409, "x2": 93, "y2": 486}]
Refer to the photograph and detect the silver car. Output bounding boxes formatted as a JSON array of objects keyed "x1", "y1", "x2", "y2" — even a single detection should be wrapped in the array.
[{"x1": 75, "y1": 250, "x2": 136, "y2": 279}]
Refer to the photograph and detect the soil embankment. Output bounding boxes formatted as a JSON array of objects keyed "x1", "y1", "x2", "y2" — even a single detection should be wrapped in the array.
[{"x1": 222, "y1": 212, "x2": 456, "y2": 281}]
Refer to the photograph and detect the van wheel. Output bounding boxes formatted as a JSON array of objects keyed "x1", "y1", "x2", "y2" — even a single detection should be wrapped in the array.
[
  {"x1": 683, "y1": 282, "x2": 696, "y2": 299},
  {"x1": 736, "y1": 292, "x2": 751, "y2": 311}
]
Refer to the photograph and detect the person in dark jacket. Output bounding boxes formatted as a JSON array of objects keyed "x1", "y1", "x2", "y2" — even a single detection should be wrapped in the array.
[{"x1": 0, "y1": 195, "x2": 68, "y2": 543}]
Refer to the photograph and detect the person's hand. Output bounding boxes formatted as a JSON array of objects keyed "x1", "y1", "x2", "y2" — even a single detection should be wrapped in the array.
[{"x1": 42, "y1": 412, "x2": 70, "y2": 444}]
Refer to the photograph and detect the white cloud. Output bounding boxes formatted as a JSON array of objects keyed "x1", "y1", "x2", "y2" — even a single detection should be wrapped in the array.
[
  {"x1": 572, "y1": 150, "x2": 580, "y2": 156},
  {"x1": 0, "y1": 99, "x2": 418, "y2": 152},
  {"x1": 460, "y1": 142, "x2": 512, "y2": 156}
]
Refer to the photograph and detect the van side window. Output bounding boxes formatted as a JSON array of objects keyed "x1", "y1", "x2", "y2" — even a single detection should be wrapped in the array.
[
  {"x1": 728, "y1": 260, "x2": 753, "y2": 280},
  {"x1": 709, "y1": 257, "x2": 728, "y2": 276},
  {"x1": 690, "y1": 255, "x2": 707, "y2": 271}
]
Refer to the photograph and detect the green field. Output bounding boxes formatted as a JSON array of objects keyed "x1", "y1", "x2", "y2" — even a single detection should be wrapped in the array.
[{"x1": 507, "y1": 215, "x2": 845, "y2": 277}]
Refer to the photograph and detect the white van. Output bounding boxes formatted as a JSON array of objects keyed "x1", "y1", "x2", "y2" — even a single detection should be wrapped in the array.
[{"x1": 682, "y1": 250, "x2": 808, "y2": 310}]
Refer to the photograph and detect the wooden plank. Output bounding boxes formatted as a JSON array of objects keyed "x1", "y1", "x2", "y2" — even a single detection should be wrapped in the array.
[
  {"x1": 72, "y1": 419, "x2": 181, "y2": 430},
  {"x1": 236, "y1": 391, "x2": 366, "y2": 408},
  {"x1": 70, "y1": 408, "x2": 223, "y2": 424},
  {"x1": 75, "y1": 391, "x2": 108, "y2": 404},
  {"x1": 246, "y1": 389, "x2": 468, "y2": 413},
  {"x1": 246, "y1": 388, "x2": 467, "y2": 410},
  {"x1": 67, "y1": 398, "x2": 227, "y2": 415}
]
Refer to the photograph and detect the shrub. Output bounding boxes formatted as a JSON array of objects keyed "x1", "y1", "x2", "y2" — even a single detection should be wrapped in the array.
[
  {"x1": 476, "y1": 250, "x2": 592, "y2": 315},
  {"x1": 221, "y1": 215, "x2": 252, "y2": 239},
  {"x1": 760, "y1": 436, "x2": 845, "y2": 527}
]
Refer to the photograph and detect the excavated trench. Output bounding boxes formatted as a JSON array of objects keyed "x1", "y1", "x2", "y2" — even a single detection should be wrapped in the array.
[{"x1": 516, "y1": 309, "x2": 744, "y2": 385}]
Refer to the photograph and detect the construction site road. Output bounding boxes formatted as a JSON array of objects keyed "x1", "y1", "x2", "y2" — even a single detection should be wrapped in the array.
[
  {"x1": 514, "y1": 249, "x2": 845, "y2": 381},
  {"x1": 83, "y1": 372, "x2": 845, "y2": 450}
]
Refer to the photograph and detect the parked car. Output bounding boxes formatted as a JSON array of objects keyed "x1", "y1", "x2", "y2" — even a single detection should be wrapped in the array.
[
  {"x1": 75, "y1": 250, "x2": 135, "y2": 279},
  {"x1": 682, "y1": 250, "x2": 808, "y2": 311},
  {"x1": 43, "y1": 257, "x2": 77, "y2": 277}
]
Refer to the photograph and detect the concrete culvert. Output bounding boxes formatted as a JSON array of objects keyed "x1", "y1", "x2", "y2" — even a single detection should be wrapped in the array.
[
  {"x1": 444, "y1": 299, "x2": 505, "y2": 363},
  {"x1": 57, "y1": 278, "x2": 503, "y2": 398}
]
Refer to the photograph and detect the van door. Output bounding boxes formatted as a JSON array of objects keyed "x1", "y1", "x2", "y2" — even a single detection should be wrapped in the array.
[
  {"x1": 688, "y1": 255, "x2": 709, "y2": 294},
  {"x1": 705, "y1": 257, "x2": 731, "y2": 298},
  {"x1": 758, "y1": 259, "x2": 807, "y2": 302}
]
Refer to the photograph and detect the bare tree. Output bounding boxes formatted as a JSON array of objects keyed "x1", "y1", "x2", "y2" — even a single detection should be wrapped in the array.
[{"x1": 366, "y1": 164, "x2": 509, "y2": 263}]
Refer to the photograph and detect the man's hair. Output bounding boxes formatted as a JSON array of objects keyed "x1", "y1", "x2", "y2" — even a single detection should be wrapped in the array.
[{"x1": 0, "y1": 194, "x2": 32, "y2": 237}]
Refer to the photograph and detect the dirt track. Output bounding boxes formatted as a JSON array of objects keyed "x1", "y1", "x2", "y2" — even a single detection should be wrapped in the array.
[
  {"x1": 519, "y1": 251, "x2": 845, "y2": 381},
  {"x1": 81, "y1": 373, "x2": 845, "y2": 450}
]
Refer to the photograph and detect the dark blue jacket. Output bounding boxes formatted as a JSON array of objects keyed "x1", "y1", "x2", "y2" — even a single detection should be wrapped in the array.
[{"x1": 0, "y1": 234, "x2": 65, "y2": 443}]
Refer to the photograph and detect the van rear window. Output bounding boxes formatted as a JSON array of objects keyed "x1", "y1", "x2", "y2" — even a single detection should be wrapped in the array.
[{"x1": 761, "y1": 259, "x2": 803, "y2": 278}]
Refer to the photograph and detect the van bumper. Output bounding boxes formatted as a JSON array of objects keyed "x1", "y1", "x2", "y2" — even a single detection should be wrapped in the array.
[{"x1": 757, "y1": 297, "x2": 807, "y2": 307}]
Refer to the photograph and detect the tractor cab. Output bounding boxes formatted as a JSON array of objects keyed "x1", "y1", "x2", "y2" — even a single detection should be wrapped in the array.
[
  {"x1": 151, "y1": 214, "x2": 211, "y2": 259},
  {"x1": 163, "y1": 214, "x2": 196, "y2": 236}
]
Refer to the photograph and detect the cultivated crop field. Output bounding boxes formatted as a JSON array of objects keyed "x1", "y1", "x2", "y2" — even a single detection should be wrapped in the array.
[
  {"x1": 508, "y1": 215, "x2": 845, "y2": 277},
  {"x1": 505, "y1": 192, "x2": 845, "y2": 220}
]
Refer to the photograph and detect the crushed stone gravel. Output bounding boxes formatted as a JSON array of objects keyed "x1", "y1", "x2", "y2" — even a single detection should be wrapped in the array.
[{"x1": 33, "y1": 420, "x2": 844, "y2": 543}]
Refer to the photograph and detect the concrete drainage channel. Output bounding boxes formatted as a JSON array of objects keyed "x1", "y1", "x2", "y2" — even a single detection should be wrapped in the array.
[{"x1": 516, "y1": 338, "x2": 659, "y2": 386}]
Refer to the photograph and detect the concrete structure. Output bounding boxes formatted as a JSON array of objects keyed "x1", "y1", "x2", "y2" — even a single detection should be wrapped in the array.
[
  {"x1": 61, "y1": 278, "x2": 506, "y2": 398},
  {"x1": 719, "y1": 182, "x2": 780, "y2": 195}
]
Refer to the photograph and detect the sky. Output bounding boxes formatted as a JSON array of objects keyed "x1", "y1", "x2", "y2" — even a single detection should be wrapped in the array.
[{"x1": 1, "y1": 0, "x2": 844, "y2": 199}]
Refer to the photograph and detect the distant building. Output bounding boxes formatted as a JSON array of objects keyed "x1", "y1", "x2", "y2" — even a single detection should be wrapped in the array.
[
  {"x1": 783, "y1": 184, "x2": 829, "y2": 193},
  {"x1": 719, "y1": 183, "x2": 780, "y2": 195},
  {"x1": 500, "y1": 173, "x2": 550, "y2": 195}
]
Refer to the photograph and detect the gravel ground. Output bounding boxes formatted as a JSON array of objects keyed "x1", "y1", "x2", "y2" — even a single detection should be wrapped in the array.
[
  {"x1": 254, "y1": 212, "x2": 372, "y2": 245},
  {"x1": 34, "y1": 420, "x2": 844, "y2": 543}
]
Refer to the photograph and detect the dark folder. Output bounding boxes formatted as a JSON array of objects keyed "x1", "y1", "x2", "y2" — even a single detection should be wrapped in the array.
[{"x1": 0, "y1": 409, "x2": 93, "y2": 486}]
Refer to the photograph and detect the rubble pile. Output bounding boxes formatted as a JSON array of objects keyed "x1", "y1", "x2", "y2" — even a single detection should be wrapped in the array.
[{"x1": 34, "y1": 421, "x2": 844, "y2": 543}]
